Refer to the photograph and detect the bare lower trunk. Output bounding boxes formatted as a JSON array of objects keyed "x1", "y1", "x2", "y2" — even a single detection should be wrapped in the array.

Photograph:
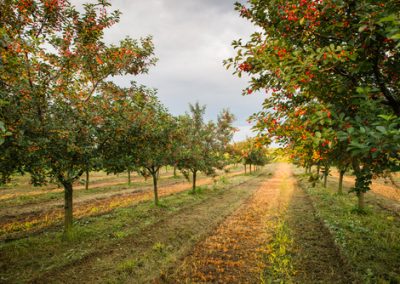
[
  {"x1": 192, "y1": 170, "x2": 197, "y2": 193},
  {"x1": 317, "y1": 164, "x2": 320, "y2": 176},
  {"x1": 338, "y1": 170, "x2": 345, "y2": 194},
  {"x1": 128, "y1": 169, "x2": 131, "y2": 185},
  {"x1": 173, "y1": 166, "x2": 177, "y2": 177},
  {"x1": 249, "y1": 164, "x2": 252, "y2": 174},
  {"x1": 152, "y1": 171, "x2": 159, "y2": 205},
  {"x1": 85, "y1": 170, "x2": 89, "y2": 190},
  {"x1": 64, "y1": 182, "x2": 73, "y2": 233},
  {"x1": 244, "y1": 164, "x2": 247, "y2": 174},
  {"x1": 323, "y1": 171, "x2": 328, "y2": 188}
]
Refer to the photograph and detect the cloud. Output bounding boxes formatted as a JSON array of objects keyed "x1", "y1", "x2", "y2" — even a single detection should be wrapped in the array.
[{"x1": 72, "y1": 0, "x2": 265, "y2": 140}]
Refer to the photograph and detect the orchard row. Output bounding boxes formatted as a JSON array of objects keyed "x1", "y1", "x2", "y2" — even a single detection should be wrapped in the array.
[
  {"x1": 227, "y1": 0, "x2": 400, "y2": 211},
  {"x1": 0, "y1": 1, "x2": 268, "y2": 234}
]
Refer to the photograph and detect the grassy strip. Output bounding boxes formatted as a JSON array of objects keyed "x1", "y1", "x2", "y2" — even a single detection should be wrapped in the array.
[
  {"x1": 0, "y1": 176, "x2": 184, "y2": 209},
  {"x1": 0, "y1": 168, "x2": 243, "y2": 209},
  {"x1": 0, "y1": 170, "x2": 263, "y2": 283},
  {"x1": 261, "y1": 172, "x2": 295, "y2": 284},
  {"x1": 261, "y1": 220, "x2": 293, "y2": 283},
  {"x1": 297, "y1": 173, "x2": 400, "y2": 283}
]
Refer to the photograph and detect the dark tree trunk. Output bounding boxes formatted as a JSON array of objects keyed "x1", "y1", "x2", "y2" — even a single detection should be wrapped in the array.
[
  {"x1": 244, "y1": 164, "x2": 247, "y2": 174},
  {"x1": 192, "y1": 170, "x2": 197, "y2": 193},
  {"x1": 317, "y1": 164, "x2": 320, "y2": 176},
  {"x1": 352, "y1": 159, "x2": 370, "y2": 212},
  {"x1": 151, "y1": 169, "x2": 159, "y2": 205},
  {"x1": 85, "y1": 169, "x2": 89, "y2": 190},
  {"x1": 173, "y1": 166, "x2": 177, "y2": 177},
  {"x1": 338, "y1": 170, "x2": 345, "y2": 194},
  {"x1": 323, "y1": 169, "x2": 328, "y2": 188},
  {"x1": 128, "y1": 169, "x2": 131, "y2": 185},
  {"x1": 64, "y1": 182, "x2": 73, "y2": 233},
  {"x1": 249, "y1": 164, "x2": 252, "y2": 174}
]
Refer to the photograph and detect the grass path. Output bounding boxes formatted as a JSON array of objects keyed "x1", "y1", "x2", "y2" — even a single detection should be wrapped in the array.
[
  {"x1": 166, "y1": 165, "x2": 284, "y2": 283},
  {"x1": 287, "y1": 181, "x2": 354, "y2": 283},
  {"x1": 5, "y1": 164, "x2": 391, "y2": 283},
  {"x1": 28, "y1": 171, "x2": 268, "y2": 283},
  {"x1": 165, "y1": 163, "x2": 352, "y2": 283}
]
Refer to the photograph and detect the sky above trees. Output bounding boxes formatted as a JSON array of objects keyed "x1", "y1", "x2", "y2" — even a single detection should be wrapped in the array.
[{"x1": 71, "y1": 0, "x2": 265, "y2": 141}]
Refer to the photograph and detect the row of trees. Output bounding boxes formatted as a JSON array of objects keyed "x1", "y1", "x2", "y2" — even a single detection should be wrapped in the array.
[
  {"x1": 228, "y1": 138, "x2": 270, "y2": 174},
  {"x1": 0, "y1": 0, "x2": 237, "y2": 233},
  {"x1": 227, "y1": 0, "x2": 400, "y2": 211}
]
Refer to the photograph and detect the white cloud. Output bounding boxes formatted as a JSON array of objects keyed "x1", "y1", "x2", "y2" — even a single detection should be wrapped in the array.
[{"x1": 72, "y1": 0, "x2": 265, "y2": 141}]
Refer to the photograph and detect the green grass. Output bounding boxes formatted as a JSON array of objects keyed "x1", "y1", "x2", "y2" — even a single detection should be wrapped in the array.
[
  {"x1": 261, "y1": 220, "x2": 294, "y2": 284},
  {"x1": 0, "y1": 175, "x2": 188, "y2": 209},
  {"x1": 0, "y1": 170, "x2": 261, "y2": 283},
  {"x1": 297, "y1": 174, "x2": 400, "y2": 283}
]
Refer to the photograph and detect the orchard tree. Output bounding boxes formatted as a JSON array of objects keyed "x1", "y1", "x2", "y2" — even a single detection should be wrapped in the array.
[
  {"x1": 97, "y1": 82, "x2": 158, "y2": 185},
  {"x1": 226, "y1": 0, "x2": 400, "y2": 211},
  {"x1": 176, "y1": 104, "x2": 236, "y2": 192},
  {"x1": 232, "y1": 138, "x2": 269, "y2": 174},
  {"x1": 0, "y1": 0, "x2": 156, "y2": 232},
  {"x1": 134, "y1": 103, "x2": 177, "y2": 205}
]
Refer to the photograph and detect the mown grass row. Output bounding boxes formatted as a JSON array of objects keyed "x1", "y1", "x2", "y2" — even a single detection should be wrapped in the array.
[
  {"x1": 0, "y1": 169, "x2": 263, "y2": 283},
  {"x1": 297, "y1": 173, "x2": 400, "y2": 283},
  {"x1": 261, "y1": 172, "x2": 294, "y2": 283}
]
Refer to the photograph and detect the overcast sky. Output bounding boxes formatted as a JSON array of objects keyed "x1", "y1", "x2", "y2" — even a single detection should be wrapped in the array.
[{"x1": 73, "y1": 0, "x2": 265, "y2": 141}]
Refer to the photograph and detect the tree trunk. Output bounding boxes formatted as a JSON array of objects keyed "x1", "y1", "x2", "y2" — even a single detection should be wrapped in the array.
[
  {"x1": 152, "y1": 170, "x2": 159, "y2": 205},
  {"x1": 338, "y1": 170, "x2": 345, "y2": 194},
  {"x1": 249, "y1": 164, "x2": 252, "y2": 174},
  {"x1": 173, "y1": 166, "x2": 177, "y2": 177},
  {"x1": 192, "y1": 170, "x2": 197, "y2": 193},
  {"x1": 323, "y1": 170, "x2": 328, "y2": 188},
  {"x1": 244, "y1": 164, "x2": 247, "y2": 174},
  {"x1": 128, "y1": 169, "x2": 131, "y2": 185},
  {"x1": 317, "y1": 164, "x2": 320, "y2": 176},
  {"x1": 64, "y1": 182, "x2": 73, "y2": 233},
  {"x1": 357, "y1": 191, "x2": 365, "y2": 211},
  {"x1": 165, "y1": 166, "x2": 168, "y2": 173},
  {"x1": 85, "y1": 169, "x2": 89, "y2": 190}
]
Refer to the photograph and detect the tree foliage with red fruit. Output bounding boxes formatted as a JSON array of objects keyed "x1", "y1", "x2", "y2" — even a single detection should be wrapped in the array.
[
  {"x1": 226, "y1": 0, "x2": 400, "y2": 210},
  {"x1": 0, "y1": 0, "x2": 156, "y2": 232}
]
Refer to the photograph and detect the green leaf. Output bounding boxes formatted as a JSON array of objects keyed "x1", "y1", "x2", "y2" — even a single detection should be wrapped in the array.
[{"x1": 376, "y1": 126, "x2": 387, "y2": 134}]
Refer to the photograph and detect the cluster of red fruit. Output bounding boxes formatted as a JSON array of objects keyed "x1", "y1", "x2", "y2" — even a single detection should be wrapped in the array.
[{"x1": 239, "y1": 62, "x2": 252, "y2": 72}]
